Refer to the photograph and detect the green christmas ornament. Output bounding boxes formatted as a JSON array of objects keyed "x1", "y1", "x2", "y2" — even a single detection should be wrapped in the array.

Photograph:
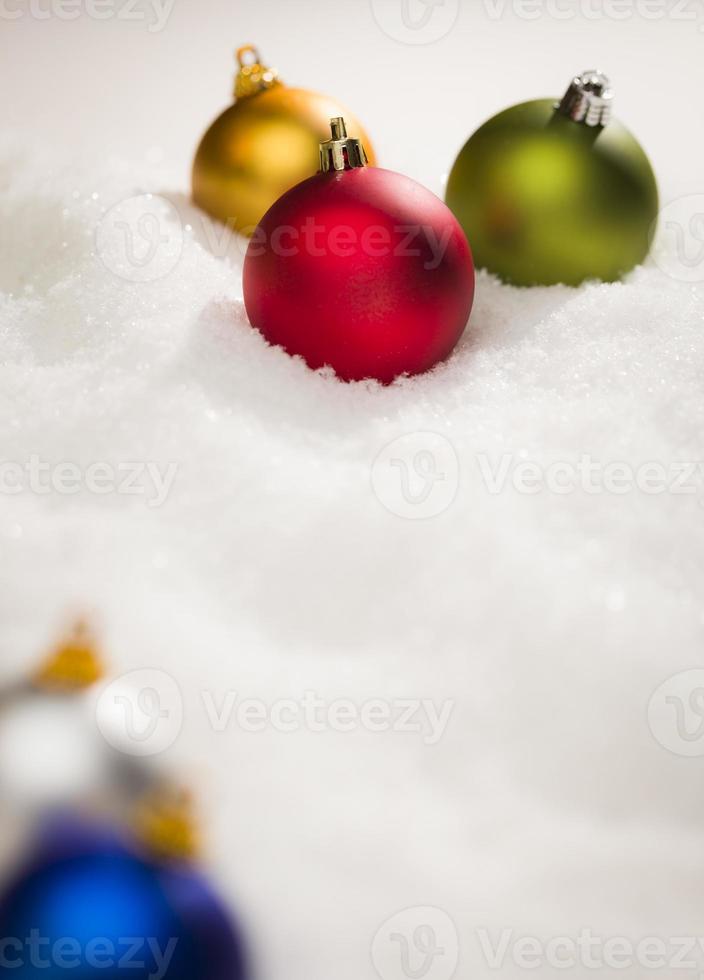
[{"x1": 445, "y1": 71, "x2": 659, "y2": 287}]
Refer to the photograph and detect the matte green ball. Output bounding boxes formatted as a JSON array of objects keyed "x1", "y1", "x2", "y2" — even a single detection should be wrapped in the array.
[{"x1": 445, "y1": 100, "x2": 659, "y2": 287}]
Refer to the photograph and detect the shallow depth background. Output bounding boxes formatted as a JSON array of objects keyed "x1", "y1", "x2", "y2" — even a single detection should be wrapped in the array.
[
  {"x1": 1, "y1": 2, "x2": 704, "y2": 979},
  {"x1": 3, "y1": 0, "x2": 703, "y2": 196}
]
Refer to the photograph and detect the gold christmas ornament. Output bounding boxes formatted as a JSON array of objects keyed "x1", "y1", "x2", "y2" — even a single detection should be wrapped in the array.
[{"x1": 192, "y1": 45, "x2": 376, "y2": 235}]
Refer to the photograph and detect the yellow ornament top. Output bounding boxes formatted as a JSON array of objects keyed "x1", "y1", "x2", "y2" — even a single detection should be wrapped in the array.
[
  {"x1": 132, "y1": 786, "x2": 200, "y2": 862},
  {"x1": 33, "y1": 619, "x2": 103, "y2": 691},
  {"x1": 233, "y1": 45, "x2": 281, "y2": 100}
]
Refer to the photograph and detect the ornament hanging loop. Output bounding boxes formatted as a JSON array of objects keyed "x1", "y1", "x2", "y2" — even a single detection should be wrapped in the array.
[
  {"x1": 233, "y1": 44, "x2": 280, "y2": 100},
  {"x1": 236, "y1": 44, "x2": 260, "y2": 67},
  {"x1": 319, "y1": 117, "x2": 368, "y2": 173},
  {"x1": 556, "y1": 70, "x2": 613, "y2": 127}
]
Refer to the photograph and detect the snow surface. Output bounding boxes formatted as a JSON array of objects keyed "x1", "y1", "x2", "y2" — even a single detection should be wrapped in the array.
[{"x1": 1, "y1": 130, "x2": 704, "y2": 980}]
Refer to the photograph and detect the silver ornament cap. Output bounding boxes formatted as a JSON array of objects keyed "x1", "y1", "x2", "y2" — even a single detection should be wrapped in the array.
[{"x1": 557, "y1": 70, "x2": 613, "y2": 127}]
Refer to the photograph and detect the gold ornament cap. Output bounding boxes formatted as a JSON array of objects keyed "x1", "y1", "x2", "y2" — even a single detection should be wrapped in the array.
[
  {"x1": 319, "y1": 117, "x2": 368, "y2": 173},
  {"x1": 33, "y1": 619, "x2": 103, "y2": 691},
  {"x1": 132, "y1": 786, "x2": 200, "y2": 862},
  {"x1": 556, "y1": 70, "x2": 613, "y2": 127},
  {"x1": 234, "y1": 45, "x2": 281, "y2": 100}
]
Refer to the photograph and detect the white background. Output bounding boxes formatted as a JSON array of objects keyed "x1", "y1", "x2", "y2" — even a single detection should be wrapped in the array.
[{"x1": 3, "y1": 0, "x2": 703, "y2": 197}]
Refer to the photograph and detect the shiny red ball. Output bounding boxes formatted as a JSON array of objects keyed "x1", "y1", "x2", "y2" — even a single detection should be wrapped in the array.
[{"x1": 243, "y1": 167, "x2": 475, "y2": 384}]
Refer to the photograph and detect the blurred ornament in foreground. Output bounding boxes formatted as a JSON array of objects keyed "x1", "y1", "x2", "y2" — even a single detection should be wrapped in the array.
[
  {"x1": 192, "y1": 44, "x2": 376, "y2": 235},
  {"x1": 243, "y1": 117, "x2": 474, "y2": 384},
  {"x1": 131, "y1": 784, "x2": 200, "y2": 862},
  {"x1": 0, "y1": 620, "x2": 151, "y2": 823},
  {"x1": 33, "y1": 618, "x2": 103, "y2": 690},
  {"x1": 0, "y1": 793, "x2": 247, "y2": 979},
  {"x1": 445, "y1": 70, "x2": 659, "y2": 286}
]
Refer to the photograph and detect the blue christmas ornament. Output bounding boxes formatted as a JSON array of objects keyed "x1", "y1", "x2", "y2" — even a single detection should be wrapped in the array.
[{"x1": 0, "y1": 813, "x2": 247, "y2": 980}]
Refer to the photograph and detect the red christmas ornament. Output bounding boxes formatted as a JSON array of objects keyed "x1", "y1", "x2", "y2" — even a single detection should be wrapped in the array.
[{"x1": 243, "y1": 118, "x2": 475, "y2": 384}]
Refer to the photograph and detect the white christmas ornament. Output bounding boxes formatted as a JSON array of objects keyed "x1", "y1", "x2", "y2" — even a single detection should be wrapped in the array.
[{"x1": 0, "y1": 622, "x2": 151, "y2": 822}]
